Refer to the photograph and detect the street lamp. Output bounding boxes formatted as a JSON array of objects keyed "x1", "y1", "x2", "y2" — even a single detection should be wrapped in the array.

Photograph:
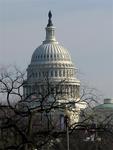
[{"x1": 65, "y1": 115, "x2": 70, "y2": 150}]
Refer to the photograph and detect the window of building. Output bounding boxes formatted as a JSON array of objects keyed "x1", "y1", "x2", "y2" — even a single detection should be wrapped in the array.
[
  {"x1": 63, "y1": 70, "x2": 65, "y2": 77},
  {"x1": 43, "y1": 72, "x2": 45, "y2": 77},
  {"x1": 32, "y1": 73, "x2": 34, "y2": 78},
  {"x1": 67, "y1": 70, "x2": 68, "y2": 77},
  {"x1": 60, "y1": 115, "x2": 65, "y2": 130},
  {"x1": 51, "y1": 70, "x2": 53, "y2": 77},
  {"x1": 59, "y1": 70, "x2": 61, "y2": 77},
  {"x1": 39, "y1": 72, "x2": 41, "y2": 77},
  {"x1": 36, "y1": 72, "x2": 37, "y2": 77},
  {"x1": 55, "y1": 70, "x2": 57, "y2": 77}
]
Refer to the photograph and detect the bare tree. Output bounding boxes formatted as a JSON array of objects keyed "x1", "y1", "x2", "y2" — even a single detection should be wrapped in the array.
[{"x1": 0, "y1": 67, "x2": 113, "y2": 150}]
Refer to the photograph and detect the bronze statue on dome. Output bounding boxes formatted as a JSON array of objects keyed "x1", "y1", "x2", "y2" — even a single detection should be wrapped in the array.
[{"x1": 47, "y1": 10, "x2": 53, "y2": 27}]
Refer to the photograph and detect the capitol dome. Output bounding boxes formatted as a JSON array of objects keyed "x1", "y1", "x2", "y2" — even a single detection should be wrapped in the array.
[
  {"x1": 24, "y1": 11, "x2": 80, "y2": 101},
  {"x1": 31, "y1": 43, "x2": 71, "y2": 63}
]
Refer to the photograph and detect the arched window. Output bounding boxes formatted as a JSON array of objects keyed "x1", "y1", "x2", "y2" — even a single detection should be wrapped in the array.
[
  {"x1": 36, "y1": 72, "x2": 37, "y2": 77},
  {"x1": 70, "y1": 70, "x2": 72, "y2": 77},
  {"x1": 51, "y1": 70, "x2": 53, "y2": 77},
  {"x1": 45, "y1": 71, "x2": 48, "y2": 77},
  {"x1": 39, "y1": 72, "x2": 41, "y2": 77},
  {"x1": 63, "y1": 70, "x2": 65, "y2": 77},
  {"x1": 67, "y1": 70, "x2": 69, "y2": 77},
  {"x1": 43, "y1": 72, "x2": 45, "y2": 77},
  {"x1": 60, "y1": 114, "x2": 64, "y2": 130},
  {"x1": 32, "y1": 73, "x2": 34, "y2": 78},
  {"x1": 55, "y1": 70, "x2": 57, "y2": 77},
  {"x1": 59, "y1": 70, "x2": 61, "y2": 77}
]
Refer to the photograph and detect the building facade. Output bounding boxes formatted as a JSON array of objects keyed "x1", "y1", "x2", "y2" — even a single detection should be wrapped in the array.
[{"x1": 23, "y1": 11, "x2": 86, "y2": 127}]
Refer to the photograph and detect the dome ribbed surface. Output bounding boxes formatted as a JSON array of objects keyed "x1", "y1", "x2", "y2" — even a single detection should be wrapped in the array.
[{"x1": 31, "y1": 43, "x2": 71, "y2": 63}]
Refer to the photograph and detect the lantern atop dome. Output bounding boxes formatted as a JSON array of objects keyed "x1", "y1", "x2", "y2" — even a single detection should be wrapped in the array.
[{"x1": 43, "y1": 11, "x2": 57, "y2": 44}]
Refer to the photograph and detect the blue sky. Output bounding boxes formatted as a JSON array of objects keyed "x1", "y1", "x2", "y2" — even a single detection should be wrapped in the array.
[{"x1": 0, "y1": 0, "x2": 113, "y2": 99}]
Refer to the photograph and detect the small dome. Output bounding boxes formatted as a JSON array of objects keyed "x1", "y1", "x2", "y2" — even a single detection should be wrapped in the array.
[
  {"x1": 31, "y1": 43, "x2": 71, "y2": 63},
  {"x1": 94, "y1": 99, "x2": 113, "y2": 110},
  {"x1": 95, "y1": 103, "x2": 113, "y2": 110}
]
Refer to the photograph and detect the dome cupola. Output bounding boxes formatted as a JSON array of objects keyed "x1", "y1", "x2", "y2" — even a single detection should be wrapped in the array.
[{"x1": 43, "y1": 10, "x2": 57, "y2": 44}]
